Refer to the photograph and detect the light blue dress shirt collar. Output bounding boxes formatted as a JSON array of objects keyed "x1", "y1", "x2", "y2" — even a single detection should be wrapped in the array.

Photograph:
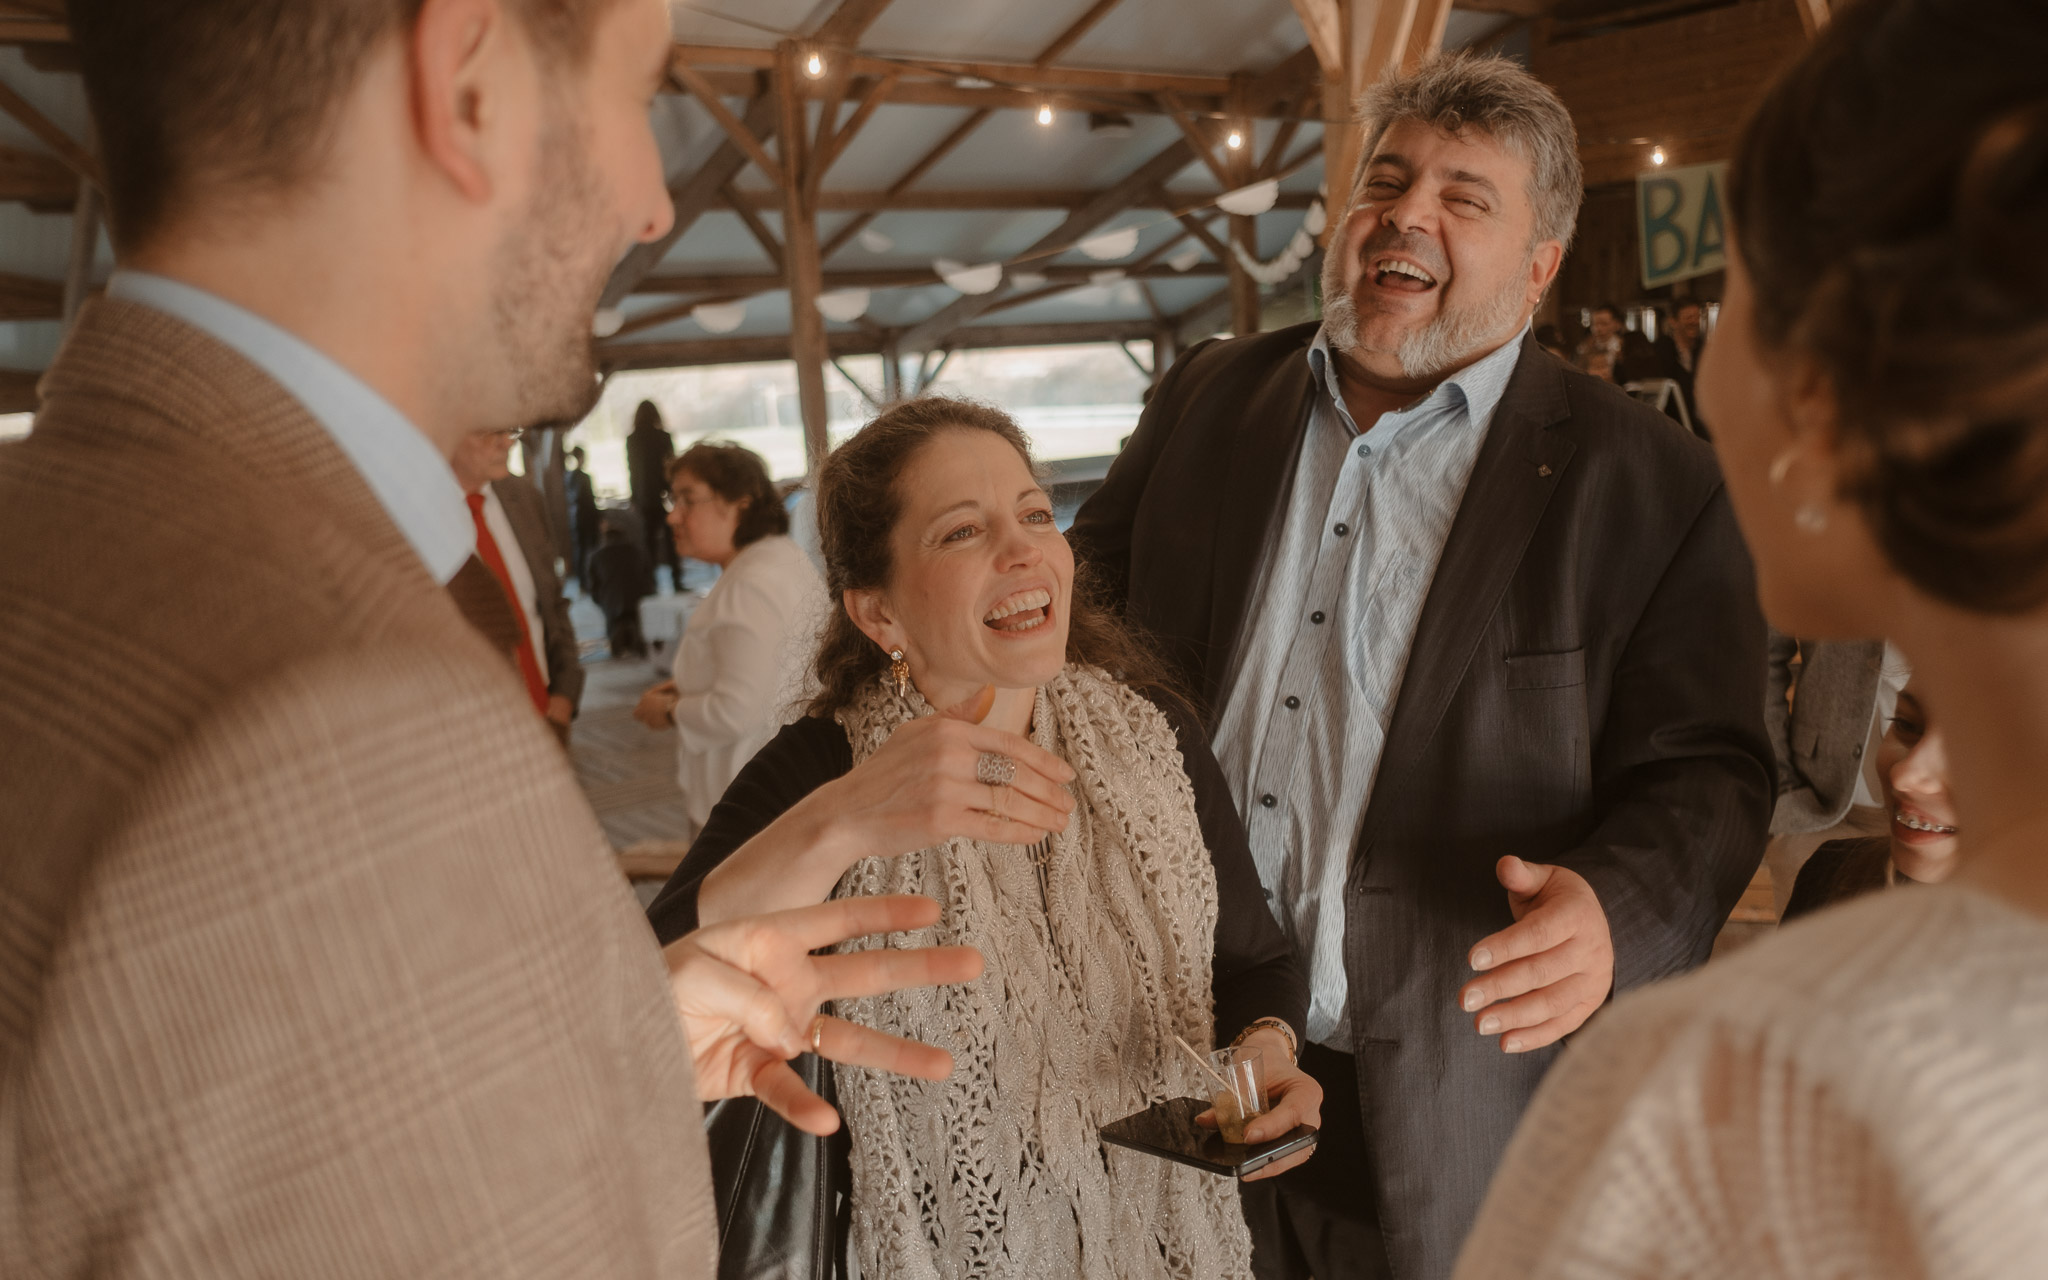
[
  {"x1": 107, "y1": 270, "x2": 475, "y2": 584},
  {"x1": 1306, "y1": 321, "x2": 1530, "y2": 438}
]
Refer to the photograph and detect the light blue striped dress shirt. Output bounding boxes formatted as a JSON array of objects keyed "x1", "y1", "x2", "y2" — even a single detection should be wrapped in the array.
[
  {"x1": 107, "y1": 271, "x2": 475, "y2": 584},
  {"x1": 1213, "y1": 324, "x2": 1527, "y2": 1047}
]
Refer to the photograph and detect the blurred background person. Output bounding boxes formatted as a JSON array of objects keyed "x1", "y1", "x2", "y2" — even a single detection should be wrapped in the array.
[
  {"x1": 1573, "y1": 302, "x2": 1624, "y2": 380},
  {"x1": 634, "y1": 442, "x2": 825, "y2": 843},
  {"x1": 1784, "y1": 674, "x2": 1960, "y2": 919},
  {"x1": 1650, "y1": 299, "x2": 1708, "y2": 431},
  {"x1": 625, "y1": 399, "x2": 678, "y2": 592},
  {"x1": 451, "y1": 427, "x2": 583, "y2": 743},
  {"x1": 1762, "y1": 632, "x2": 1906, "y2": 916},
  {"x1": 566, "y1": 443, "x2": 601, "y2": 590},
  {"x1": 586, "y1": 517, "x2": 655, "y2": 660}
]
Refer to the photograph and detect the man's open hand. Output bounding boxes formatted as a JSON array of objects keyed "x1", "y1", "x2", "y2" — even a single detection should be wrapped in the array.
[
  {"x1": 1457, "y1": 857, "x2": 1613, "y2": 1054},
  {"x1": 664, "y1": 894, "x2": 983, "y2": 1134}
]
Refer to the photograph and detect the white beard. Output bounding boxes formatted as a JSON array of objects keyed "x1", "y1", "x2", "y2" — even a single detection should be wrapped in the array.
[{"x1": 1321, "y1": 252, "x2": 1530, "y2": 381}]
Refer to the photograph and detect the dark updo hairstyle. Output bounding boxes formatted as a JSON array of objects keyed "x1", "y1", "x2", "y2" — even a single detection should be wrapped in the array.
[
  {"x1": 807, "y1": 396, "x2": 1173, "y2": 718},
  {"x1": 668, "y1": 441, "x2": 788, "y2": 549},
  {"x1": 1731, "y1": 0, "x2": 2048, "y2": 612}
]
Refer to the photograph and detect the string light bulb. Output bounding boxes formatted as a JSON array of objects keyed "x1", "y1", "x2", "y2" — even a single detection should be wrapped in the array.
[
  {"x1": 1225, "y1": 128, "x2": 1244, "y2": 150},
  {"x1": 1650, "y1": 145, "x2": 1667, "y2": 166},
  {"x1": 804, "y1": 51, "x2": 825, "y2": 78},
  {"x1": 1036, "y1": 103, "x2": 1054, "y2": 126}
]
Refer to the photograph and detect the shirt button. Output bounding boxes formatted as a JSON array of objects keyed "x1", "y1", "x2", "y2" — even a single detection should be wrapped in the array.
[
  {"x1": 1333, "y1": 522, "x2": 1350, "y2": 537},
  {"x1": 1356, "y1": 442, "x2": 1371, "y2": 458},
  {"x1": 1852, "y1": 744, "x2": 1864, "y2": 759},
  {"x1": 1284, "y1": 695, "x2": 1301, "y2": 710},
  {"x1": 1310, "y1": 611, "x2": 1326, "y2": 625},
  {"x1": 1264, "y1": 888, "x2": 1274, "y2": 902},
  {"x1": 1260, "y1": 794, "x2": 1277, "y2": 808}
]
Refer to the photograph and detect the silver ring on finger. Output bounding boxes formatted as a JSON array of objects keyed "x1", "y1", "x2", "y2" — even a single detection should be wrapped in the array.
[{"x1": 975, "y1": 751, "x2": 1016, "y2": 787}]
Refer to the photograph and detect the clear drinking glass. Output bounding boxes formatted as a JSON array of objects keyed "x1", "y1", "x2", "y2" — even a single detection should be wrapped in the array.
[{"x1": 1206, "y1": 1046, "x2": 1267, "y2": 1144}]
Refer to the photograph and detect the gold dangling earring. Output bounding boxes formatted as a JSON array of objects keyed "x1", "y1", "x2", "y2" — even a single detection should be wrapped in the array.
[{"x1": 887, "y1": 648, "x2": 909, "y2": 697}]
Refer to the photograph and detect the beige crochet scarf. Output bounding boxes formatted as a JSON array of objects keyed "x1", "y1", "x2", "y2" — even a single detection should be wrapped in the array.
[{"x1": 832, "y1": 664, "x2": 1252, "y2": 1280}]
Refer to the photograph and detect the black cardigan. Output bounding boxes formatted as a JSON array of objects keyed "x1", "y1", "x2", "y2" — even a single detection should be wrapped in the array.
[{"x1": 646, "y1": 694, "x2": 1309, "y2": 1045}]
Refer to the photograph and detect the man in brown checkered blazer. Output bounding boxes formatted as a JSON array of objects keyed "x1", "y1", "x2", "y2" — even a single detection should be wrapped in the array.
[{"x1": 0, "y1": 1, "x2": 984, "y2": 1274}]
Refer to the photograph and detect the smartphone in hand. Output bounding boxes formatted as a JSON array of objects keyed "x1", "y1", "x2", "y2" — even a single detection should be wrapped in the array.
[{"x1": 1100, "y1": 1096, "x2": 1318, "y2": 1179}]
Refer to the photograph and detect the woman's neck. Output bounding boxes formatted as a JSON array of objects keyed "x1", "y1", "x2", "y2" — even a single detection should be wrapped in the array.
[
  {"x1": 1894, "y1": 605, "x2": 2048, "y2": 918},
  {"x1": 982, "y1": 685, "x2": 1036, "y2": 736}
]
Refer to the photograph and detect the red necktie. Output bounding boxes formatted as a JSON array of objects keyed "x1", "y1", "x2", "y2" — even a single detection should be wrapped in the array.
[{"x1": 466, "y1": 492, "x2": 551, "y2": 715}]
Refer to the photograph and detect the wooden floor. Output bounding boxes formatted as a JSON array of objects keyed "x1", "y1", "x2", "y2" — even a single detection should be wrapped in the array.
[{"x1": 563, "y1": 586, "x2": 698, "y2": 894}]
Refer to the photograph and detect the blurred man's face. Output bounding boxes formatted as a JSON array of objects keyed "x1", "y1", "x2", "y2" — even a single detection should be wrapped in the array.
[
  {"x1": 488, "y1": 0, "x2": 674, "y2": 428},
  {"x1": 451, "y1": 428, "x2": 518, "y2": 491},
  {"x1": 1321, "y1": 119, "x2": 1562, "y2": 384},
  {"x1": 1590, "y1": 309, "x2": 1621, "y2": 341},
  {"x1": 1672, "y1": 304, "x2": 1703, "y2": 345}
]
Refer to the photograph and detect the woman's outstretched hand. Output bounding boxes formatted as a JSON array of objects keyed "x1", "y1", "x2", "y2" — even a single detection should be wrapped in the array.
[{"x1": 666, "y1": 893, "x2": 983, "y2": 1134}]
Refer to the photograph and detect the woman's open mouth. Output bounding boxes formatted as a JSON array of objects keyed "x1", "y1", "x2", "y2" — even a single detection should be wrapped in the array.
[{"x1": 983, "y1": 588, "x2": 1053, "y2": 634}]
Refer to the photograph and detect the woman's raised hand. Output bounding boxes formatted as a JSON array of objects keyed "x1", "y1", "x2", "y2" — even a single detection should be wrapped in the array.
[
  {"x1": 828, "y1": 685, "x2": 1077, "y2": 860},
  {"x1": 696, "y1": 686, "x2": 1077, "y2": 927}
]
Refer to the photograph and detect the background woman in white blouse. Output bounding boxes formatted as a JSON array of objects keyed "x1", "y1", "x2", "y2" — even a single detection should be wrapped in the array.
[
  {"x1": 635, "y1": 442, "x2": 825, "y2": 843},
  {"x1": 1455, "y1": 0, "x2": 2048, "y2": 1274}
]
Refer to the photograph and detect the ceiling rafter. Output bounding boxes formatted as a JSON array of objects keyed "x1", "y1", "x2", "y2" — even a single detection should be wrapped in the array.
[
  {"x1": 0, "y1": 74, "x2": 100, "y2": 191},
  {"x1": 817, "y1": 0, "x2": 1128, "y2": 262},
  {"x1": 600, "y1": 0, "x2": 897, "y2": 309},
  {"x1": 896, "y1": 136, "x2": 1197, "y2": 353}
]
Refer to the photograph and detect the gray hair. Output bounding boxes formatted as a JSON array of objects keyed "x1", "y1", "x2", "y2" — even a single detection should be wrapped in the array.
[{"x1": 1352, "y1": 52, "x2": 1583, "y2": 251}]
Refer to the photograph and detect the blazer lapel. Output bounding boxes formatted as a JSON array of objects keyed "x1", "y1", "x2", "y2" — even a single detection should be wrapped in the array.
[
  {"x1": 1202, "y1": 346, "x2": 1318, "y2": 710},
  {"x1": 1361, "y1": 337, "x2": 1576, "y2": 846}
]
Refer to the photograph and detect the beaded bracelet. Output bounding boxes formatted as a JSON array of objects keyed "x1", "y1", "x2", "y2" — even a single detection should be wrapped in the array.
[{"x1": 1230, "y1": 1016, "x2": 1299, "y2": 1066}]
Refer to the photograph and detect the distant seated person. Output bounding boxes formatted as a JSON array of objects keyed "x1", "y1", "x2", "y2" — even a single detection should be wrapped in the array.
[
  {"x1": 633, "y1": 442, "x2": 825, "y2": 843},
  {"x1": 1650, "y1": 299, "x2": 1708, "y2": 432},
  {"x1": 1783, "y1": 677, "x2": 1959, "y2": 921},
  {"x1": 585, "y1": 519, "x2": 654, "y2": 659},
  {"x1": 449, "y1": 426, "x2": 583, "y2": 742},
  {"x1": 646, "y1": 398, "x2": 1318, "y2": 1276},
  {"x1": 1574, "y1": 303, "x2": 1625, "y2": 381}
]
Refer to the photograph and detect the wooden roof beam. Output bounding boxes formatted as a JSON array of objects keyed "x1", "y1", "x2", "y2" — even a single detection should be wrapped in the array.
[
  {"x1": 897, "y1": 137, "x2": 1199, "y2": 353},
  {"x1": 598, "y1": 87, "x2": 777, "y2": 309},
  {"x1": 600, "y1": 318, "x2": 1160, "y2": 373},
  {"x1": 730, "y1": 186, "x2": 1318, "y2": 212},
  {"x1": 815, "y1": 0, "x2": 1127, "y2": 265},
  {"x1": 635, "y1": 260, "x2": 1224, "y2": 297},
  {"x1": 0, "y1": 74, "x2": 101, "y2": 191},
  {"x1": 0, "y1": 140, "x2": 73, "y2": 209}
]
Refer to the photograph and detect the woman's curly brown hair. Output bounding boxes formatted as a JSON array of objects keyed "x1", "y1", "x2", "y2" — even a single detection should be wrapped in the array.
[
  {"x1": 1730, "y1": 0, "x2": 2048, "y2": 613},
  {"x1": 806, "y1": 396, "x2": 1176, "y2": 718}
]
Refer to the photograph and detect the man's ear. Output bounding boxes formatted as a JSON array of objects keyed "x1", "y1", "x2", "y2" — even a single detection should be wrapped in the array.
[
  {"x1": 412, "y1": 0, "x2": 509, "y2": 204},
  {"x1": 844, "y1": 588, "x2": 904, "y2": 656},
  {"x1": 1525, "y1": 239, "x2": 1565, "y2": 310}
]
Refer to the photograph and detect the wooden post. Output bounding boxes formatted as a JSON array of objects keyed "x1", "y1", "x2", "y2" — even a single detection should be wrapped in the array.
[
  {"x1": 60, "y1": 174, "x2": 98, "y2": 329},
  {"x1": 880, "y1": 334, "x2": 902, "y2": 403},
  {"x1": 1226, "y1": 76, "x2": 1260, "y2": 337},
  {"x1": 776, "y1": 41, "x2": 832, "y2": 478},
  {"x1": 1151, "y1": 325, "x2": 1177, "y2": 388}
]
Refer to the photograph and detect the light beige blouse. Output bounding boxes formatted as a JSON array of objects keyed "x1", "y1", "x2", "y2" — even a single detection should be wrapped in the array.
[{"x1": 1455, "y1": 884, "x2": 2048, "y2": 1279}]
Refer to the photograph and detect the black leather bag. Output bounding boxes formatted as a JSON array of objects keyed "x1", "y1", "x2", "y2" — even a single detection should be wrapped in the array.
[{"x1": 704, "y1": 1049, "x2": 854, "y2": 1280}]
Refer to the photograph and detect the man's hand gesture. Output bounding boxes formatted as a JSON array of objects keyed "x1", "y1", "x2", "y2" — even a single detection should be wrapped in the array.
[
  {"x1": 1457, "y1": 857, "x2": 1614, "y2": 1054},
  {"x1": 665, "y1": 894, "x2": 982, "y2": 1134}
]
